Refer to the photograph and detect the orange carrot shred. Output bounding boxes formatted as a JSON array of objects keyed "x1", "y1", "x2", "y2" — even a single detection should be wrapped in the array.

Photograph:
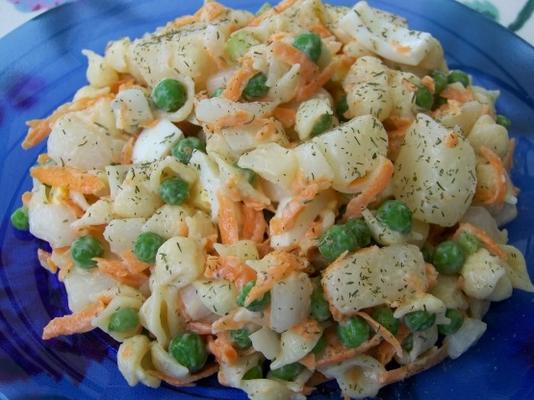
[
  {"x1": 204, "y1": 255, "x2": 256, "y2": 289},
  {"x1": 273, "y1": 107, "x2": 296, "y2": 128},
  {"x1": 95, "y1": 257, "x2": 148, "y2": 287},
  {"x1": 150, "y1": 364, "x2": 219, "y2": 387},
  {"x1": 217, "y1": 191, "x2": 242, "y2": 244},
  {"x1": 453, "y1": 222, "x2": 507, "y2": 260},
  {"x1": 344, "y1": 157, "x2": 394, "y2": 219},
  {"x1": 475, "y1": 145, "x2": 507, "y2": 206},
  {"x1": 208, "y1": 335, "x2": 239, "y2": 364},
  {"x1": 379, "y1": 346, "x2": 448, "y2": 385},
  {"x1": 356, "y1": 312, "x2": 403, "y2": 357},
  {"x1": 31, "y1": 166, "x2": 107, "y2": 196},
  {"x1": 42, "y1": 298, "x2": 108, "y2": 340},
  {"x1": 241, "y1": 206, "x2": 267, "y2": 243}
]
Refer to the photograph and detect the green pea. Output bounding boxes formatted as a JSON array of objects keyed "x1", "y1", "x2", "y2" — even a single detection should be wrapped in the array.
[
  {"x1": 311, "y1": 113, "x2": 333, "y2": 137},
  {"x1": 108, "y1": 307, "x2": 139, "y2": 332},
  {"x1": 243, "y1": 365, "x2": 263, "y2": 380},
  {"x1": 310, "y1": 280, "x2": 331, "y2": 322},
  {"x1": 257, "y1": 2, "x2": 271, "y2": 15},
  {"x1": 71, "y1": 235, "x2": 104, "y2": 269},
  {"x1": 10, "y1": 207, "x2": 29, "y2": 231},
  {"x1": 133, "y1": 232, "x2": 164, "y2": 263},
  {"x1": 212, "y1": 87, "x2": 224, "y2": 97},
  {"x1": 438, "y1": 308, "x2": 464, "y2": 335},
  {"x1": 172, "y1": 137, "x2": 205, "y2": 164},
  {"x1": 169, "y1": 332, "x2": 208, "y2": 373},
  {"x1": 415, "y1": 85, "x2": 433, "y2": 110},
  {"x1": 311, "y1": 334, "x2": 327, "y2": 354},
  {"x1": 225, "y1": 31, "x2": 260, "y2": 62},
  {"x1": 422, "y1": 244, "x2": 435, "y2": 263},
  {"x1": 456, "y1": 232, "x2": 481, "y2": 256},
  {"x1": 433, "y1": 240, "x2": 465, "y2": 275},
  {"x1": 402, "y1": 334, "x2": 413, "y2": 352},
  {"x1": 335, "y1": 95, "x2": 349, "y2": 122},
  {"x1": 270, "y1": 362, "x2": 304, "y2": 381},
  {"x1": 371, "y1": 306, "x2": 399, "y2": 336},
  {"x1": 376, "y1": 200, "x2": 413, "y2": 234},
  {"x1": 337, "y1": 316, "x2": 370, "y2": 348},
  {"x1": 496, "y1": 114, "x2": 511, "y2": 128},
  {"x1": 236, "y1": 280, "x2": 270, "y2": 312},
  {"x1": 447, "y1": 70, "x2": 469, "y2": 87},
  {"x1": 159, "y1": 177, "x2": 189, "y2": 205},
  {"x1": 243, "y1": 73, "x2": 269, "y2": 101},
  {"x1": 431, "y1": 70, "x2": 448, "y2": 94},
  {"x1": 317, "y1": 218, "x2": 371, "y2": 262},
  {"x1": 293, "y1": 32, "x2": 322, "y2": 63},
  {"x1": 152, "y1": 78, "x2": 187, "y2": 112},
  {"x1": 229, "y1": 328, "x2": 252, "y2": 349},
  {"x1": 404, "y1": 310, "x2": 436, "y2": 332}
]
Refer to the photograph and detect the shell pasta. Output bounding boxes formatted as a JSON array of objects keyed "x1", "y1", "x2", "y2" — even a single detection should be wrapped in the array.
[{"x1": 14, "y1": 1, "x2": 532, "y2": 399}]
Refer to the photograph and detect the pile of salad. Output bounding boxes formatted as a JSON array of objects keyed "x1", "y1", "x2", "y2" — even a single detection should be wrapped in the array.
[{"x1": 11, "y1": 0, "x2": 533, "y2": 399}]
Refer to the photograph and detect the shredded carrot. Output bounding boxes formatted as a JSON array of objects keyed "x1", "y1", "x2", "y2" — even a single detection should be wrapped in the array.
[
  {"x1": 344, "y1": 157, "x2": 394, "y2": 219},
  {"x1": 207, "y1": 110, "x2": 254, "y2": 132},
  {"x1": 420, "y1": 75, "x2": 435, "y2": 93},
  {"x1": 22, "y1": 95, "x2": 112, "y2": 149},
  {"x1": 440, "y1": 85, "x2": 474, "y2": 103},
  {"x1": 109, "y1": 75, "x2": 137, "y2": 93},
  {"x1": 310, "y1": 23, "x2": 334, "y2": 38},
  {"x1": 61, "y1": 197, "x2": 85, "y2": 218},
  {"x1": 208, "y1": 335, "x2": 239, "y2": 364},
  {"x1": 222, "y1": 59, "x2": 256, "y2": 102},
  {"x1": 204, "y1": 255, "x2": 256, "y2": 289},
  {"x1": 120, "y1": 136, "x2": 135, "y2": 165},
  {"x1": 217, "y1": 191, "x2": 242, "y2": 244},
  {"x1": 475, "y1": 145, "x2": 507, "y2": 206},
  {"x1": 445, "y1": 131, "x2": 459, "y2": 148},
  {"x1": 295, "y1": 60, "x2": 336, "y2": 102},
  {"x1": 31, "y1": 166, "x2": 107, "y2": 196},
  {"x1": 383, "y1": 116, "x2": 412, "y2": 159},
  {"x1": 212, "y1": 309, "x2": 250, "y2": 333},
  {"x1": 241, "y1": 206, "x2": 267, "y2": 243},
  {"x1": 120, "y1": 250, "x2": 151, "y2": 274},
  {"x1": 315, "y1": 331, "x2": 382, "y2": 368},
  {"x1": 270, "y1": 179, "x2": 326, "y2": 235},
  {"x1": 453, "y1": 222, "x2": 507, "y2": 260},
  {"x1": 95, "y1": 258, "x2": 148, "y2": 287},
  {"x1": 273, "y1": 107, "x2": 296, "y2": 128},
  {"x1": 503, "y1": 138, "x2": 516, "y2": 171},
  {"x1": 299, "y1": 353, "x2": 316, "y2": 370},
  {"x1": 42, "y1": 298, "x2": 108, "y2": 340},
  {"x1": 171, "y1": 14, "x2": 198, "y2": 29},
  {"x1": 273, "y1": 41, "x2": 319, "y2": 86},
  {"x1": 21, "y1": 191, "x2": 32, "y2": 207},
  {"x1": 245, "y1": 251, "x2": 305, "y2": 305},
  {"x1": 247, "y1": 0, "x2": 298, "y2": 26},
  {"x1": 186, "y1": 320, "x2": 213, "y2": 335},
  {"x1": 255, "y1": 119, "x2": 278, "y2": 141},
  {"x1": 379, "y1": 345, "x2": 448, "y2": 385},
  {"x1": 373, "y1": 325, "x2": 410, "y2": 365},
  {"x1": 150, "y1": 364, "x2": 219, "y2": 387},
  {"x1": 196, "y1": 1, "x2": 226, "y2": 21},
  {"x1": 356, "y1": 312, "x2": 403, "y2": 357},
  {"x1": 37, "y1": 249, "x2": 58, "y2": 274}
]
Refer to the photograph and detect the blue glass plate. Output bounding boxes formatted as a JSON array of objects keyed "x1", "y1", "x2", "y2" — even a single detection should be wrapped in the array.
[{"x1": 0, "y1": 0, "x2": 533, "y2": 399}]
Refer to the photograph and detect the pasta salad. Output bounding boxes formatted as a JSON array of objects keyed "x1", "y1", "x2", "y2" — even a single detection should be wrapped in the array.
[{"x1": 11, "y1": 0, "x2": 533, "y2": 398}]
